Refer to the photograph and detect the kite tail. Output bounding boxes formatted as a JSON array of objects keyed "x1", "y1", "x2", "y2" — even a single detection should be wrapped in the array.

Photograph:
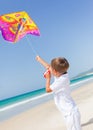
[{"x1": 26, "y1": 35, "x2": 38, "y2": 56}]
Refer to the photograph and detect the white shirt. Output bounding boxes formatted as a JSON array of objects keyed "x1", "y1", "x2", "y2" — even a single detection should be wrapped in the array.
[{"x1": 50, "y1": 73, "x2": 76, "y2": 116}]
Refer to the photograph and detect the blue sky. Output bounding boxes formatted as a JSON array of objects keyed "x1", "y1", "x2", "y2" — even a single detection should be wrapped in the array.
[{"x1": 0, "y1": 0, "x2": 93, "y2": 100}]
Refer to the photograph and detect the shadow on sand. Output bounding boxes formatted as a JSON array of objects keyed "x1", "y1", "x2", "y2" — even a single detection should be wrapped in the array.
[{"x1": 82, "y1": 117, "x2": 93, "y2": 127}]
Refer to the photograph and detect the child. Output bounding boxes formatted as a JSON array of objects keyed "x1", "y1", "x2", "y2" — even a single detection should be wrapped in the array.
[{"x1": 36, "y1": 55, "x2": 82, "y2": 130}]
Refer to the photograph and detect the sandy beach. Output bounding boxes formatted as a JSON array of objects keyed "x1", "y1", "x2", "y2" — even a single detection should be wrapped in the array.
[{"x1": 0, "y1": 81, "x2": 93, "y2": 130}]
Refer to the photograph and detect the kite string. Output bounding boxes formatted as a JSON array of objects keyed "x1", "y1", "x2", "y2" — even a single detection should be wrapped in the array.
[
  {"x1": 26, "y1": 36, "x2": 44, "y2": 69},
  {"x1": 25, "y1": 35, "x2": 38, "y2": 56}
]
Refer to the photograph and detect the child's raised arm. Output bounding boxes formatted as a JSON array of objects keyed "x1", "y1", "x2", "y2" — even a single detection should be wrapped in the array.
[{"x1": 36, "y1": 56, "x2": 50, "y2": 69}]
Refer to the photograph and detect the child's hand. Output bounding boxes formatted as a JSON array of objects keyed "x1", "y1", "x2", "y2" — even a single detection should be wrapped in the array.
[
  {"x1": 36, "y1": 55, "x2": 50, "y2": 69},
  {"x1": 36, "y1": 55, "x2": 41, "y2": 62},
  {"x1": 44, "y1": 69, "x2": 51, "y2": 79}
]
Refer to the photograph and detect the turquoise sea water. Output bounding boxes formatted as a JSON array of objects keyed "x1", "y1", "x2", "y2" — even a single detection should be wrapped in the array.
[{"x1": 0, "y1": 73, "x2": 93, "y2": 109}]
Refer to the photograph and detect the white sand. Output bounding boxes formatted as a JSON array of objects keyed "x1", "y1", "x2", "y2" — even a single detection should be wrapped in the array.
[{"x1": 0, "y1": 81, "x2": 93, "y2": 130}]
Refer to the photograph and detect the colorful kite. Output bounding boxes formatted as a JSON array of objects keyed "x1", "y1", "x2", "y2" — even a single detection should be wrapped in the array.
[{"x1": 0, "y1": 11, "x2": 40, "y2": 42}]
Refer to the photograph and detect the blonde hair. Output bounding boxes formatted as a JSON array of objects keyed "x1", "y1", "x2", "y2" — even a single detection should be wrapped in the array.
[{"x1": 51, "y1": 57, "x2": 69, "y2": 74}]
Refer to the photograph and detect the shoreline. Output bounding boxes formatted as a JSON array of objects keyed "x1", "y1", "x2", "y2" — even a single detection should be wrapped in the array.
[
  {"x1": 0, "y1": 81, "x2": 93, "y2": 130},
  {"x1": 0, "y1": 78, "x2": 93, "y2": 122},
  {"x1": 1, "y1": 77, "x2": 93, "y2": 111}
]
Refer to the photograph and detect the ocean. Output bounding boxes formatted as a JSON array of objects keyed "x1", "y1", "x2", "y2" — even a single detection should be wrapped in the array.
[{"x1": 0, "y1": 73, "x2": 93, "y2": 121}]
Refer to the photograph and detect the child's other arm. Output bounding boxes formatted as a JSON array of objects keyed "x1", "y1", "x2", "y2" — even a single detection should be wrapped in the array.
[
  {"x1": 36, "y1": 56, "x2": 50, "y2": 69},
  {"x1": 45, "y1": 71, "x2": 52, "y2": 93}
]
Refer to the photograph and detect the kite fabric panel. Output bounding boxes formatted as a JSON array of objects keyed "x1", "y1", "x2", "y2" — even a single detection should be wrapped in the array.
[{"x1": 0, "y1": 11, "x2": 40, "y2": 42}]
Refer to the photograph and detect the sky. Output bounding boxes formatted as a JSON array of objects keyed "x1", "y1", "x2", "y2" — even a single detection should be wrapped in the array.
[{"x1": 0, "y1": 0, "x2": 93, "y2": 100}]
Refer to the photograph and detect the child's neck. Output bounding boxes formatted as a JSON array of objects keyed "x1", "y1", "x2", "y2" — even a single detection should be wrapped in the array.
[{"x1": 56, "y1": 72, "x2": 67, "y2": 77}]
